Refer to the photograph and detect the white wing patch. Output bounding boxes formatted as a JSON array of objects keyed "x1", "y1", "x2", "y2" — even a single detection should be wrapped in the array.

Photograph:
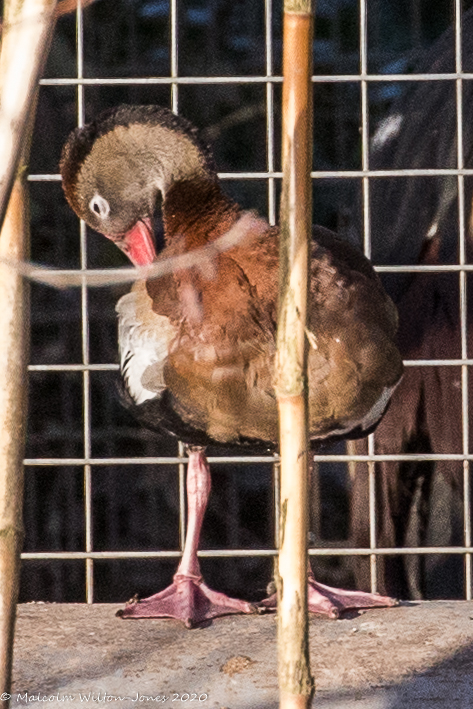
[{"x1": 116, "y1": 290, "x2": 177, "y2": 405}]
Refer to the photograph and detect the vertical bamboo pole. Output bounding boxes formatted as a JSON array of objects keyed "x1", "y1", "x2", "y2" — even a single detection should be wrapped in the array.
[
  {"x1": 0, "y1": 0, "x2": 57, "y2": 234},
  {"x1": 0, "y1": 0, "x2": 56, "y2": 696},
  {"x1": 0, "y1": 177, "x2": 29, "y2": 699},
  {"x1": 275, "y1": 1, "x2": 315, "y2": 708}
]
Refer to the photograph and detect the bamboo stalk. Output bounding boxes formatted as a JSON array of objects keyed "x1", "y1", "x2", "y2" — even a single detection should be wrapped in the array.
[
  {"x1": 0, "y1": 0, "x2": 57, "y2": 234},
  {"x1": 275, "y1": 1, "x2": 315, "y2": 707},
  {"x1": 0, "y1": 0, "x2": 56, "y2": 696},
  {"x1": 0, "y1": 176, "x2": 29, "y2": 701}
]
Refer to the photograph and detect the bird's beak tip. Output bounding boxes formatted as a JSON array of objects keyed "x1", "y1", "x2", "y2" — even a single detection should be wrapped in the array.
[{"x1": 106, "y1": 218, "x2": 156, "y2": 267}]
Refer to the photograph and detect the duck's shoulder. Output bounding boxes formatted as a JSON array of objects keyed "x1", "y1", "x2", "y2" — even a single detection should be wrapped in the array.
[
  {"x1": 311, "y1": 225, "x2": 379, "y2": 282},
  {"x1": 310, "y1": 225, "x2": 398, "y2": 336},
  {"x1": 230, "y1": 222, "x2": 379, "y2": 300}
]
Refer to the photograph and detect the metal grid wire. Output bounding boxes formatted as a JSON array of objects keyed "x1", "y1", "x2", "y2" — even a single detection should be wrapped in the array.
[{"x1": 21, "y1": 0, "x2": 473, "y2": 603}]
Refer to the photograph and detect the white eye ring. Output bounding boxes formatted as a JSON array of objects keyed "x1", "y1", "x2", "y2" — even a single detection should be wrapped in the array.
[{"x1": 89, "y1": 194, "x2": 110, "y2": 219}]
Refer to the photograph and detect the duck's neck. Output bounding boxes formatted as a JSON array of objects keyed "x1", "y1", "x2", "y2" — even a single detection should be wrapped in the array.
[
  {"x1": 120, "y1": 122, "x2": 238, "y2": 248},
  {"x1": 116, "y1": 121, "x2": 214, "y2": 198},
  {"x1": 162, "y1": 178, "x2": 239, "y2": 251}
]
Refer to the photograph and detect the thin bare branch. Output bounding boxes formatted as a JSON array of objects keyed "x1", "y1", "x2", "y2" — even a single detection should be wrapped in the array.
[{"x1": 0, "y1": 211, "x2": 269, "y2": 288}]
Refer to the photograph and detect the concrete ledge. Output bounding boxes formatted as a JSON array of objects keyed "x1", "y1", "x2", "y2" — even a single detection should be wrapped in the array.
[{"x1": 11, "y1": 601, "x2": 473, "y2": 708}]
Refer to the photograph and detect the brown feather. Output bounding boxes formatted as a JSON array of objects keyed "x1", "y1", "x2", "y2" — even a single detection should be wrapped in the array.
[{"x1": 145, "y1": 177, "x2": 402, "y2": 444}]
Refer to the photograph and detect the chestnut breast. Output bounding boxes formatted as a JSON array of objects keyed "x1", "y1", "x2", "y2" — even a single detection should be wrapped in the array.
[{"x1": 139, "y1": 219, "x2": 401, "y2": 445}]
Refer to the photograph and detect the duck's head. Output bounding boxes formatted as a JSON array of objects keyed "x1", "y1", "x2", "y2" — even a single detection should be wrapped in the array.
[{"x1": 60, "y1": 105, "x2": 217, "y2": 265}]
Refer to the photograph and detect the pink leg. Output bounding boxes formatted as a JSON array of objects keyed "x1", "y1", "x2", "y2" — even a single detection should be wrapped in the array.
[
  {"x1": 259, "y1": 457, "x2": 397, "y2": 618},
  {"x1": 118, "y1": 446, "x2": 256, "y2": 627},
  {"x1": 259, "y1": 564, "x2": 397, "y2": 618}
]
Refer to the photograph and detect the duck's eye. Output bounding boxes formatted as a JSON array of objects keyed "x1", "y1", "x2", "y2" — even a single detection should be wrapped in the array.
[{"x1": 89, "y1": 194, "x2": 110, "y2": 219}]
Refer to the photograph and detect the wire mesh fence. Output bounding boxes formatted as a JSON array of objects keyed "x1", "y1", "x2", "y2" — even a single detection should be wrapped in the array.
[{"x1": 20, "y1": 0, "x2": 473, "y2": 605}]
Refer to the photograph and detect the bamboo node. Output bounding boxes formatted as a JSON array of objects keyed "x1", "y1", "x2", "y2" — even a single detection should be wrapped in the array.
[
  {"x1": 283, "y1": 3, "x2": 313, "y2": 17},
  {"x1": 0, "y1": 526, "x2": 24, "y2": 540}
]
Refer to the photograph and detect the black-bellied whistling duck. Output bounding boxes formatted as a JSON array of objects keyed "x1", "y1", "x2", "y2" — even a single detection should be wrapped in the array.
[{"x1": 60, "y1": 104, "x2": 403, "y2": 626}]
